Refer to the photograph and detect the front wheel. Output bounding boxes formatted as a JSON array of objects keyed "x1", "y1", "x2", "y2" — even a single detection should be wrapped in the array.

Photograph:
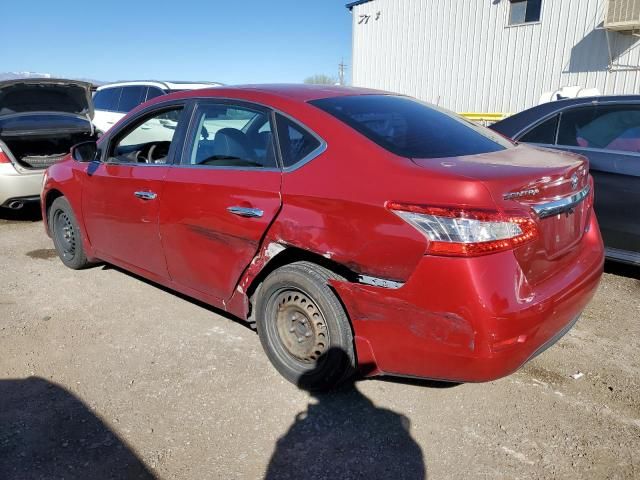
[
  {"x1": 49, "y1": 196, "x2": 91, "y2": 270},
  {"x1": 255, "y1": 261, "x2": 356, "y2": 391}
]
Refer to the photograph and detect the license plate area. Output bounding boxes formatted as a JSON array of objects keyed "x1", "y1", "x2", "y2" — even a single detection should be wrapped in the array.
[{"x1": 539, "y1": 200, "x2": 587, "y2": 256}]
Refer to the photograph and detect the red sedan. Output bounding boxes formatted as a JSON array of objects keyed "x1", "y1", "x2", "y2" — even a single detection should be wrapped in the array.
[{"x1": 41, "y1": 85, "x2": 604, "y2": 390}]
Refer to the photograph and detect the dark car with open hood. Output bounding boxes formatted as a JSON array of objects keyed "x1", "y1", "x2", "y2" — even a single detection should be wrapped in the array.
[{"x1": 0, "y1": 78, "x2": 97, "y2": 211}]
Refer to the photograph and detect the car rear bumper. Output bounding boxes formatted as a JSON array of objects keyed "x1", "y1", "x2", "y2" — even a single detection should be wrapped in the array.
[
  {"x1": 0, "y1": 163, "x2": 44, "y2": 207},
  {"x1": 332, "y1": 215, "x2": 604, "y2": 383}
]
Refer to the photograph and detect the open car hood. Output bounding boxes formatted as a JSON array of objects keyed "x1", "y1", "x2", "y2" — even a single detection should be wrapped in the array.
[{"x1": 0, "y1": 78, "x2": 94, "y2": 119}]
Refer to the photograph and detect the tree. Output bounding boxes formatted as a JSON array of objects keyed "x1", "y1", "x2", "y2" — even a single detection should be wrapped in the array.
[{"x1": 304, "y1": 74, "x2": 337, "y2": 85}]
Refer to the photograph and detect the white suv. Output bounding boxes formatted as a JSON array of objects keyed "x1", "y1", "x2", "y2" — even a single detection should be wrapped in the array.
[{"x1": 92, "y1": 80, "x2": 221, "y2": 133}]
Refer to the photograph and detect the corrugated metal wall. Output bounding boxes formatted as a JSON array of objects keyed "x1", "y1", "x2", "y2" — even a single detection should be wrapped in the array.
[{"x1": 351, "y1": 0, "x2": 640, "y2": 113}]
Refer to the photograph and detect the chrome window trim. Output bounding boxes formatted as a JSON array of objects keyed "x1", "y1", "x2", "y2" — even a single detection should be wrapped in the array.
[
  {"x1": 102, "y1": 95, "x2": 330, "y2": 173},
  {"x1": 282, "y1": 138, "x2": 327, "y2": 173},
  {"x1": 532, "y1": 184, "x2": 591, "y2": 219},
  {"x1": 101, "y1": 100, "x2": 190, "y2": 167},
  {"x1": 169, "y1": 164, "x2": 281, "y2": 172},
  {"x1": 101, "y1": 161, "x2": 170, "y2": 167},
  {"x1": 184, "y1": 96, "x2": 328, "y2": 173},
  {"x1": 180, "y1": 99, "x2": 280, "y2": 171},
  {"x1": 274, "y1": 111, "x2": 328, "y2": 173}
]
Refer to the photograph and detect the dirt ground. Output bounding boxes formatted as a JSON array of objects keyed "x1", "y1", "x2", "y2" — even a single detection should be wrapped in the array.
[{"x1": 1, "y1": 207, "x2": 639, "y2": 480}]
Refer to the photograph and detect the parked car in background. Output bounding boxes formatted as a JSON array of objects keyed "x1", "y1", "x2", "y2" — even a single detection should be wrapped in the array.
[
  {"x1": 491, "y1": 96, "x2": 640, "y2": 266},
  {"x1": 0, "y1": 78, "x2": 97, "y2": 211},
  {"x1": 42, "y1": 85, "x2": 603, "y2": 390},
  {"x1": 92, "y1": 81, "x2": 222, "y2": 133}
]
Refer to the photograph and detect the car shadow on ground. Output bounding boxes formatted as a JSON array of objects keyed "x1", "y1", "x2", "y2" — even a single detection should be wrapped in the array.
[
  {"x1": 265, "y1": 348, "x2": 428, "y2": 480},
  {"x1": 0, "y1": 377, "x2": 155, "y2": 480},
  {"x1": 604, "y1": 260, "x2": 640, "y2": 281},
  {"x1": 0, "y1": 204, "x2": 42, "y2": 222}
]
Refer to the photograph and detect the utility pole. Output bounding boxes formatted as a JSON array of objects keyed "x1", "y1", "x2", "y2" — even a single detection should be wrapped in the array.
[{"x1": 338, "y1": 58, "x2": 348, "y2": 86}]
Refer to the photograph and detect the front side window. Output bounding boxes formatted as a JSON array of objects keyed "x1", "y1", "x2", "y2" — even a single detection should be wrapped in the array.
[
  {"x1": 108, "y1": 107, "x2": 184, "y2": 164},
  {"x1": 558, "y1": 105, "x2": 640, "y2": 153},
  {"x1": 509, "y1": 0, "x2": 542, "y2": 25},
  {"x1": 117, "y1": 86, "x2": 146, "y2": 113},
  {"x1": 93, "y1": 88, "x2": 121, "y2": 111},
  {"x1": 185, "y1": 104, "x2": 277, "y2": 168},
  {"x1": 310, "y1": 95, "x2": 512, "y2": 159},
  {"x1": 275, "y1": 114, "x2": 321, "y2": 168},
  {"x1": 520, "y1": 114, "x2": 559, "y2": 144}
]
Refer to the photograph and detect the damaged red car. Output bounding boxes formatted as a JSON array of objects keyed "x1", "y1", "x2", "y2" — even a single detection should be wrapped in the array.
[{"x1": 42, "y1": 85, "x2": 604, "y2": 390}]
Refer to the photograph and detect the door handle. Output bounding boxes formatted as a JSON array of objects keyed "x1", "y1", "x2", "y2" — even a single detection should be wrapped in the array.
[
  {"x1": 134, "y1": 191, "x2": 157, "y2": 201},
  {"x1": 227, "y1": 206, "x2": 264, "y2": 218}
]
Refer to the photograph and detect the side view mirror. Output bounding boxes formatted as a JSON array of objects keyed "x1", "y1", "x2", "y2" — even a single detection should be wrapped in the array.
[{"x1": 71, "y1": 141, "x2": 100, "y2": 163}]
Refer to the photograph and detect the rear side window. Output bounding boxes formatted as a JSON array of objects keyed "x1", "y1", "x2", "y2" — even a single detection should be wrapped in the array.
[
  {"x1": 93, "y1": 88, "x2": 121, "y2": 111},
  {"x1": 117, "y1": 86, "x2": 146, "y2": 113},
  {"x1": 310, "y1": 95, "x2": 511, "y2": 159},
  {"x1": 145, "y1": 87, "x2": 165, "y2": 102},
  {"x1": 275, "y1": 114, "x2": 321, "y2": 167},
  {"x1": 558, "y1": 105, "x2": 640, "y2": 152},
  {"x1": 520, "y1": 115, "x2": 559, "y2": 144}
]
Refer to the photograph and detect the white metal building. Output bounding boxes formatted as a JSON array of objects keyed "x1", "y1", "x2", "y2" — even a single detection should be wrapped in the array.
[{"x1": 348, "y1": 0, "x2": 640, "y2": 115}]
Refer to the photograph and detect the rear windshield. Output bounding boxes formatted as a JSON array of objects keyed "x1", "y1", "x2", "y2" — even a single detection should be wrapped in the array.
[{"x1": 309, "y1": 95, "x2": 512, "y2": 158}]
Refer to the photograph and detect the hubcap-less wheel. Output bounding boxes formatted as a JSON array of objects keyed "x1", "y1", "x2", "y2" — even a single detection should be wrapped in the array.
[
  {"x1": 48, "y1": 197, "x2": 91, "y2": 270},
  {"x1": 275, "y1": 290, "x2": 330, "y2": 363},
  {"x1": 256, "y1": 261, "x2": 356, "y2": 391},
  {"x1": 54, "y1": 210, "x2": 76, "y2": 260}
]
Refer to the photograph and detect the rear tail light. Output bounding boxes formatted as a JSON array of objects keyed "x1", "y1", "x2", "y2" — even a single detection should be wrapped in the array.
[
  {"x1": 0, "y1": 146, "x2": 10, "y2": 164},
  {"x1": 387, "y1": 202, "x2": 538, "y2": 257}
]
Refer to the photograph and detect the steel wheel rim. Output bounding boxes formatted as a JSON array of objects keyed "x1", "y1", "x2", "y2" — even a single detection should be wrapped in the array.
[
  {"x1": 273, "y1": 289, "x2": 330, "y2": 363},
  {"x1": 54, "y1": 210, "x2": 76, "y2": 260}
]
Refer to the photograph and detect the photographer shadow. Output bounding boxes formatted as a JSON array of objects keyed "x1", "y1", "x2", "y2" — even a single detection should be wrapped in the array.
[
  {"x1": 265, "y1": 348, "x2": 426, "y2": 479},
  {"x1": 0, "y1": 377, "x2": 155, "y2": 480}
]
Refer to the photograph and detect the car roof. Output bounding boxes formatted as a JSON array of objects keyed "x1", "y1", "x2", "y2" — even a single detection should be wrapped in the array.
[
  {"x1": 159, "y1": 83, "x2": 389, "y2": 103},
  {"x1": 96, "y1": 80, "x2": 223, "y2": 91},
  {"x1": 492, "y1": 94, "x2": 640, "y2": 137}
]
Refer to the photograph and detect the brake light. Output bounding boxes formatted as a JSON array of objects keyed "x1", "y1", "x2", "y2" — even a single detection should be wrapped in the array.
[
  {"x1": 387, "y1": 202, "x2": 538, "y2": 257},
  {"x1": 0, "y1": 147, "x2": 10, "y2": 164}
]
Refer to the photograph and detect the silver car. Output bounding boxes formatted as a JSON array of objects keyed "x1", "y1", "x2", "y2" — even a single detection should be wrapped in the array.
[{"x1": 0, "y1": 78, "x2": 96, "y2": 210}]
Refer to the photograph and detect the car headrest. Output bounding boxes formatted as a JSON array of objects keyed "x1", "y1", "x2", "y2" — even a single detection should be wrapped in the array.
[{"x1": 211, "y1": 128, "x2": 251, "y2": 159}]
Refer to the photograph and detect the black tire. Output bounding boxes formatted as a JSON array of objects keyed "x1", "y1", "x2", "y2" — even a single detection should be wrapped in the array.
[
  {"x1": 49, "y1": 197, "x2": 91, "y2": 270},
  {"x1": 255, "y1": 261, "x2": 356, "y2": 391}
]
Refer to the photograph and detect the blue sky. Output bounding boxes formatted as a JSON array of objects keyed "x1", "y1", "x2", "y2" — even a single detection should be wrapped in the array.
[{"x1": 3, "y1": 0, "x2": 353, "y2": 84}]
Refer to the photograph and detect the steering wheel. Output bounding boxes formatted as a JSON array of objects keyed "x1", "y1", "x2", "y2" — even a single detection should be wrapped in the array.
[
  {"x1": 147, "y1": 144, "x2": 159, "y2": 163},
  {"x1": 134, "y1": 144, "x2": 159, "y2": 164},
  {"x1": 135, "y1": 150, "x2": 150, "y2": 163},
  {"x1": 134, "y1": 143, "x2": 168, "y2": 164}
]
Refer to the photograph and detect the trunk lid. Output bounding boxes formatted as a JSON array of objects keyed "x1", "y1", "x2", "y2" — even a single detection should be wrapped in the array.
[
  {"x1": 0, "y1": 78, "x2": 94, "y2": 119},
  {"x1": 411, "y1": 144, "x2": 593, "y2": 282}
]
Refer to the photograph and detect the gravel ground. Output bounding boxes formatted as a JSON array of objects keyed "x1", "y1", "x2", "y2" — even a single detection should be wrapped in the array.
[{"x1": 1, "y1": 208, "x2": 639, "y2": 479}]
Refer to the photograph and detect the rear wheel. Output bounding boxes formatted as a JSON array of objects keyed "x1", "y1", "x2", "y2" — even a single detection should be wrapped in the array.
[
  {"x1": 255, "y1": 261, "x2": 356, "y2": 391},
  {"x1": 49, "y1": 197, "x2": 91, "y2": 270}
]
